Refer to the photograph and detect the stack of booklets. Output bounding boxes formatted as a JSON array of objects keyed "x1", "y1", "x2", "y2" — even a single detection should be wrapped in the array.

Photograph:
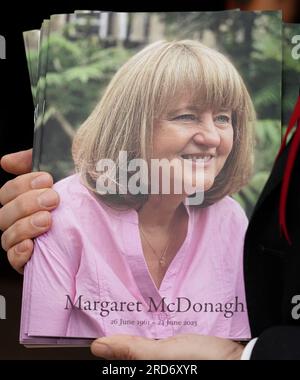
[{"x1": 20, "y1": 9, "x2": 300, "y2": 347}]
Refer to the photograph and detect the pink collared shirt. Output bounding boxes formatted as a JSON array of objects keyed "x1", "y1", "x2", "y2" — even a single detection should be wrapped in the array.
[{"x1": 20, "y1": 174, "x2": 250, "y2": 343}]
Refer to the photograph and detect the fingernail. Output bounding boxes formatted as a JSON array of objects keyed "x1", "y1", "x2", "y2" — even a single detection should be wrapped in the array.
[
  {"x1": 31, "y1": 174, "x2": 52, "y2": 189},
  {"x1": 93, "y1": 342, "x2": 113, "y2": 358},
  {"x1": 15, "y1": 241, "x2": 29, "y2": 253},
  {"x1": 38, "y1": 190, "x2": 58, "y2": 208},
  {"x1": 31, "y1": 212, "x2": 50, "y2": 228}
]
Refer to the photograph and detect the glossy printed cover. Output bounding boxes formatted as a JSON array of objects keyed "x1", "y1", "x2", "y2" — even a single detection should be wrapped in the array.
[{"x1": 20, "y1": 10, "x2": 282, "y2": 346}]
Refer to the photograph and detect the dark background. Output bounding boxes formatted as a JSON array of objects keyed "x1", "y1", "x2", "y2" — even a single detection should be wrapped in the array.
[{"x1": 0, "y1": 0, "x2": 299, "y2": 360}]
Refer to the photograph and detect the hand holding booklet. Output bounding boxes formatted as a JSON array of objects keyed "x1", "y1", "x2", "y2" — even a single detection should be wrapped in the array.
[{"x1": 20, "y1": 9, "x2": 287, "y2": 347}]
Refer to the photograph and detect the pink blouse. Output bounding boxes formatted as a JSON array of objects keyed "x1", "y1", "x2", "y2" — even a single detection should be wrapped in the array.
[{"x1": 20, "y1": 174, "x2": 250, "y2": 345}]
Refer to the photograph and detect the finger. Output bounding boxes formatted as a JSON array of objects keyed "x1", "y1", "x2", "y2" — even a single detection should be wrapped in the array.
[
  {"x1": 0, "y1": 171, "x2": 53, "y2": 205},
  {"x1": 0, "y1": 149, "x2": 33, "y2": 175},
  {"x1": 1, "y1": 211, "x2": 51, "y2": 252},
  {"x1": 91, "y1": 334, "x2": 203, "y2": 360},
  {"x1": 7, "y1": 239, "x2": 34, "y2": 274},
  {"x1": 91, "y1": 335, "x2": 161, "y2": 360},
  {"x1": 0, "y1": 188, "x2": 59, "y2": 231}
]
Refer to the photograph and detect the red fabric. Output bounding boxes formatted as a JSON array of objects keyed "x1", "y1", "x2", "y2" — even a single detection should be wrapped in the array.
[{"x1": 278, "y1": 96, "x2": 300, "y2": 244}]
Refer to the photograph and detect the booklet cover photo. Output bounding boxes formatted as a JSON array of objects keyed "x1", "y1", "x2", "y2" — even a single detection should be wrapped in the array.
[{"x1": 20, "y1": 10, "x2": 283, "y2": 346}]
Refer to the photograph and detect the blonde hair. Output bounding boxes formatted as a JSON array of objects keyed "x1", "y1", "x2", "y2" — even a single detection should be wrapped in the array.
[{"x1": 73, "y1": 39, "x2": 255, "y2": 209}]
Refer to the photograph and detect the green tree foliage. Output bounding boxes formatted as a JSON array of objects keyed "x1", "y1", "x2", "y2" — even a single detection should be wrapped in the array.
[
  {"x1": 44, "y1": 33, "x2": 133, "y2": 127},
  {"x1": 282, "y1": 25, "x2": 300, "y2": 127},
  {"x1": 31, "y1": 29, "x2": 134, "y2": 179}
]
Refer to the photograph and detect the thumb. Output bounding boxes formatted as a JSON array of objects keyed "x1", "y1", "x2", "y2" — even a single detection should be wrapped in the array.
[
  {"x1": 91, "y1": 335, "x2": 159, "y2": 360},
  {"x1": 0, "y1": 149, "x2": 33, "y2": 175}
]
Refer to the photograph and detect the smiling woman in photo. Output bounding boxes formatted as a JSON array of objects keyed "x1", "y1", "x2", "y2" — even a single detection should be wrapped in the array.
[{"x1": 19, "y1": 39, "x2": 255, "y2": 343}]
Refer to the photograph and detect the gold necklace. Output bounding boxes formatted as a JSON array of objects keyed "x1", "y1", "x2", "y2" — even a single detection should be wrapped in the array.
[{"x1": 139, "y1": 224, "x2": 173, "y2": 267}]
